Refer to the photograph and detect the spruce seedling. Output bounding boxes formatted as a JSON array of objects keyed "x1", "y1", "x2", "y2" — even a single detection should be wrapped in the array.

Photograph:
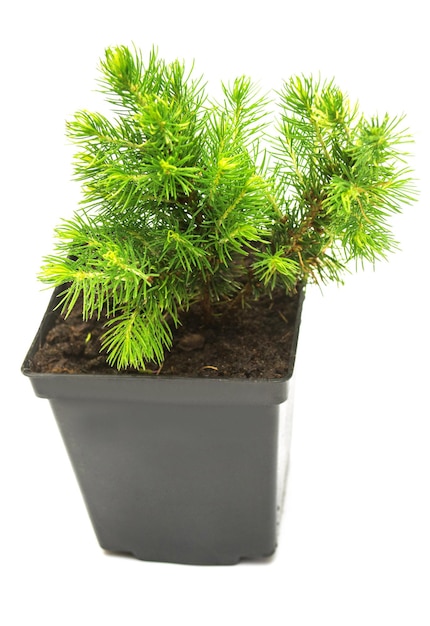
[{"x1": 39, "y1": 46, "x2": 416, "y2": 370}]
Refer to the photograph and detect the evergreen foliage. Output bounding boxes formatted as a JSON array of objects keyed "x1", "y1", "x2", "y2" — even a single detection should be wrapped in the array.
[{"x1": 39, "y1": 46, "x2": 417, "y2": 370}]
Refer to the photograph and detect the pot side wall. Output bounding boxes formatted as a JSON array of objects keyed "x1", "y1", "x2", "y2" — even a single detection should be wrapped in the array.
[{"x1": 49, "y1": 395, "x2": 285, "y2": 565}]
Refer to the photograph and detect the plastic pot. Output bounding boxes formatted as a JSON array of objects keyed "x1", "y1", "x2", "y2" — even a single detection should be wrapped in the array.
[{"x1": 22, "y1": 287, "x2": 304, "y2": 565}]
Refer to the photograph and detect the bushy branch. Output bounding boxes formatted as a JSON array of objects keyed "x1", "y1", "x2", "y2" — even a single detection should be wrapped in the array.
[{"x1": 264, "y1": 75, "x2": 416, "y2": 282}]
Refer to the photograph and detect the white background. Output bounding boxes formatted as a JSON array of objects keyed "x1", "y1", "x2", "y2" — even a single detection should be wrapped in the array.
[{"x1": 1, "y1": 1, "x2": 429, "y2": 624}]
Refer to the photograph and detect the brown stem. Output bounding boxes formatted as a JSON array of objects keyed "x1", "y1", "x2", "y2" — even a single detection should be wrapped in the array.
[
  {"x1": 200, "y1": 283, "x2": 213, "y2": 323},
  {"x1": 287, "y1": 196, "x2": 324, "y2": 253}
]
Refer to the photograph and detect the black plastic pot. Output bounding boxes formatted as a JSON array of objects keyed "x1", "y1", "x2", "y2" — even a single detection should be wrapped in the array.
[{"x1": 22, "y1": 287, "x2": 304, "y2": 565}]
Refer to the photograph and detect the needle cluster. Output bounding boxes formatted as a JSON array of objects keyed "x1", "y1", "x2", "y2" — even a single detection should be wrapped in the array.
[{"x1": 39, "y1": 46, "x2": 416, "y2": 370}]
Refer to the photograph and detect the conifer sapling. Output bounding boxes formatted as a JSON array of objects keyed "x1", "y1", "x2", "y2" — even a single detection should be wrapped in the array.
[{"x1": 39, "y1": 46, "x2": 416, "y2": 370}]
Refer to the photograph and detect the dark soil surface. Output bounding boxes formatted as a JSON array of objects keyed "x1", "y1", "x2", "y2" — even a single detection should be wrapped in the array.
[{"x1": 30, "y1": 290, "x2": 302, "y2": 379}]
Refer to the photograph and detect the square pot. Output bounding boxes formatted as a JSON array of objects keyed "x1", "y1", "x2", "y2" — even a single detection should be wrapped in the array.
[{"x1": 22, "y1": 287, "x2": 304, "y2": 565}]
